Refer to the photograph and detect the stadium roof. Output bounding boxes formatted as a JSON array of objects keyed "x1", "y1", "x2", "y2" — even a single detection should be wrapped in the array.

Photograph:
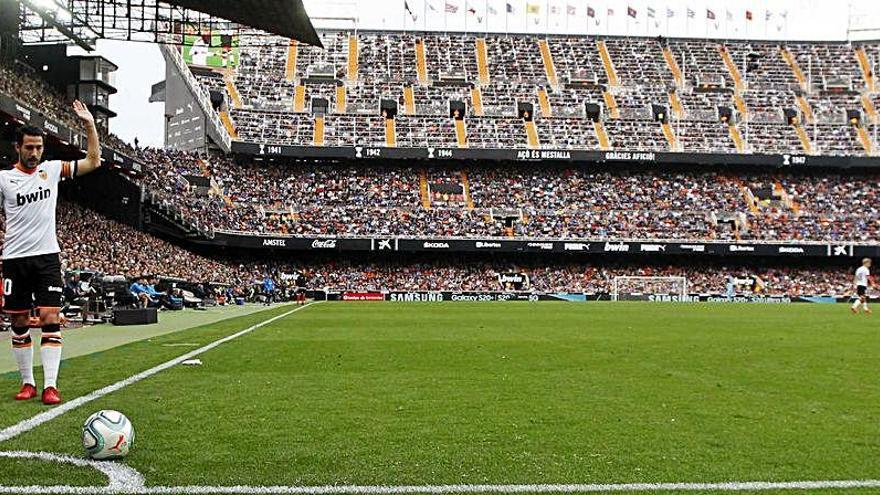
[{"x1": 164, "y1": 0, "x2": 322, "y2": 47}]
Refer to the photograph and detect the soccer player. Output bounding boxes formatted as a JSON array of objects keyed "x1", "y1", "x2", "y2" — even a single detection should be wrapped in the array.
[
  {"x1": 295, "y1": 271, "x2": 308, "y2": 306},
  {"x1": 4, "y1": 100, "x2": 101, "y2": 405},
  {"x1": 851, "y1": 258, "x2": 872, "y2": 315},
  {"x1": 262, "y1": 275, "x2": 275, "y2": 306}
]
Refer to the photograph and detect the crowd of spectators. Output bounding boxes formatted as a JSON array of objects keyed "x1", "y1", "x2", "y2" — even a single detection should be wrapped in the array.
[
  {"x1": 226, "y1": 258, "x2": 863, "y2": 297},
  {"x1": 0, "y1": 196, "x2": 862, "y2": 298},
  {"x1": 130, "y1": 149, "x2": 880, "y2": 243},
  {"x1": 0, "y1": 61, "x2": 138, "y2": 157}
]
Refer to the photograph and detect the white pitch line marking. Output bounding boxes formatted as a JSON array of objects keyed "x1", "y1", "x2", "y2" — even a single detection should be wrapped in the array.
[
  {"x1": 3, "y1": 480, "x2": 880, "y2": 494},
  {"x1": 0, "y1": 302, "x2": 319, "y2": 444},
  {"x1": 0, "y1": 450, "x2": 144, "y2": 491}
]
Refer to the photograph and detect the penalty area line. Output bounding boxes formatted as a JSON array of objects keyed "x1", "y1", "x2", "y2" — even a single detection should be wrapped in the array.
[
  {"x1": 4, "y1": 480, "x2": 880, "y2": 494},
  {"x1": 0, "y1": 302, "x2": 320, "y2": 445}
]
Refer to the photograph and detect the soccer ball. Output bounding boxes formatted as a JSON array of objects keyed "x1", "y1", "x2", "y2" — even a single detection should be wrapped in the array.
[{"x1": 81, "y1": 410, "x2": 135, "y2": 460}]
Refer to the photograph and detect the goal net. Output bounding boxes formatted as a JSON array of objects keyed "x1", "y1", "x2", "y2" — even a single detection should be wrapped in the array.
[{"x1": 611, "y1": 276, "x2": 689, "y2": 302}]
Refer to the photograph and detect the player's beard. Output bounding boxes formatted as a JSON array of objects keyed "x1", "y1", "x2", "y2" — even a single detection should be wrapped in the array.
[{"x1": 19, "y1": 153, "x2": 40, "y2": 169}]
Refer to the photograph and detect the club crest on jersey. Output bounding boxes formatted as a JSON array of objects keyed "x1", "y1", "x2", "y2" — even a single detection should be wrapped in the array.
[{"x1": 38, "y1": 170, "x2": 47, "y2": 180}]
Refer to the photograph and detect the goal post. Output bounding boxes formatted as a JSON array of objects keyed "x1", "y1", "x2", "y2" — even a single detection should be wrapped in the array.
[{"x1": 611, "y1": 276, "x2": 689, "y2": 302}]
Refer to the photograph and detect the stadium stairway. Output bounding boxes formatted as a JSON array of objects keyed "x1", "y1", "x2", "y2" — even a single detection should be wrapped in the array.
[
  {"x1": 461, "y1": 171, "x2": 475, "y2": 209},
  {"x1": 196, "y1": 158, "x2": 232, "y2": 206},
  {"x1": 856, "y1": 46, "x2": 876, "y2": 93},
  {"x1": 285, "y1": 39, "x2": 297, "y2": 81},
  {"x1": 455, "y1": 118, "x2": 468, "y2": 148},
  {"x1": 597, "y1": 40, "x2": 619, "y2": 86},
  {"x1": 780, "y1": 46, "x2": 808, "y2": 91},
  {"x1": 662, "y1": 46, "x2": 683, "y2": 87},
  {"x1": 525, "y1": 120, "x2": 540, "y2": 148},
  {"x1": 719, "y1": 45, "x2": 745, "y2": 91},
  {"x1": 313, "y1": 116, "x2": 325, "y2": 146},
  {"x1": 721, "y1": 46, "x2": 750, "y2": 120},
  {"x1": 348, "y1": 34, "x2": 359, "y2": 82},
  {"x1": 404, "y1": 86, "x2": 416, "y2": 115},
  {"x1": 293, "y1": 85, "x2": 306, "y2": 112},
  {"x1": 476, "y1": 38, "x2": 490, "y2": 85},
  {"x1": 415, "y1": 38, "x2": 429, "y2": 85},
  {"x1": 729, "y1": 124, "x2": 746, "y2": 153},
  {"x1": 862, "y1": 94, "x2": 877, "y2": 124},
  {"x1": 733, "y1": 92, "x2": 749, "y2": 121},
  {"x1": 336, "y1": 84, "x2": 347, "y2": 113},
  {"x1": 856, "y1": 125, "x2": 874, "y2": 155},
  {"x1": 661, "y1": 122, "x2": 678, "y2": 151},
  {"x1": 796, "y1": 95, "x2": 815, "y2": 125},
  {"x1": 538, "y1": 87, "x2": 552, "y2": 117},
  {"x1": 385, "y1": 118, "x2": 397, "y2": 147},
  {"x1": 219, "y1": 111, "x2": 238, "y2": 139},
  {"x1": 738, "y1": 180, "x2": 760, "y2": 214},
  {"x1": 538, "y1": 39, "x2": 559, "y2": 89},
  {"x1": 603, "y1": 91, "x2": 620, "y2": 119},
  {"x1": 224, "y1": 71, "x2": 242, "y2": 109},
  {"x1": 593, "y1": 121, "x2": 611, "y2": 150},
  {"x1": 419, "y1": 170, "x2": 431, "y2": 209},
  {"x1": 794, "y1": 123, "x2": 813, "y2": 154},
  {"x1": 668, "y1": 91, "x2": 684, "y2": 119},
  {"x1": 774, "y1": 181, "x2": 801, "y2": 213},
  {"x1": 471, "y1": 86, "x2": 484, "y2": 116}
]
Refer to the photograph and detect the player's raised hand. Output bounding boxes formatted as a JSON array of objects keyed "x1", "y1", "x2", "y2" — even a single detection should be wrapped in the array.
[{"x1": 73, "y1": 100, "x2": 95, "y2": 126}]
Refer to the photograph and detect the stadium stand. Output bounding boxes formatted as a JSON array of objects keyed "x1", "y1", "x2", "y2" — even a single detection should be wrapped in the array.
[
  {"x1": 125, "y1": 148, "x2": 880, "y2": 243},
  {"x1": 194, "y1": 31, "x2": 880, "y2": 156}
]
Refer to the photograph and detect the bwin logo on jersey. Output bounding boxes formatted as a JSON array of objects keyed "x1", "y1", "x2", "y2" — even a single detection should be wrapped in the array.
[{"x1": 16, "y1": 187, "x2": 51, "y2": 206}]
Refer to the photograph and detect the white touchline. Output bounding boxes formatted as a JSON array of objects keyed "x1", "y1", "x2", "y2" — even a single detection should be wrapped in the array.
[
  {"x1": 4, "y1": 480, "x2": 880, "y2": 494},
  {"x1": 0, "y1": 302, "x2": 320, "y2": 444}
]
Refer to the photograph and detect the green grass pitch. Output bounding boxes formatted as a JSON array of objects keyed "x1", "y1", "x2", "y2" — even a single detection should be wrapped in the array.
[{"x1": 0, "y1": 302, "x2": 879, "y2": 492}]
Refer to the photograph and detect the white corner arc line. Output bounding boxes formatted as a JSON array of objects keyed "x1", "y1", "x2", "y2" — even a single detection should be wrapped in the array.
[
  {"x1": 0, "y1": 302, "x2": 320, "y2": 444},
  {"x1": 3, "y1": 480, "x2": 880, "y2": 494},
  {"x1": 0, "y1": 450, "x2": 144, "y2": 491}
]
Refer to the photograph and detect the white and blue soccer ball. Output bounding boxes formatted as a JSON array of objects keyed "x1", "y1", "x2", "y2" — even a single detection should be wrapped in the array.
[{"x1": 81, "y1": 410, "x2": 135, "y2": 460}]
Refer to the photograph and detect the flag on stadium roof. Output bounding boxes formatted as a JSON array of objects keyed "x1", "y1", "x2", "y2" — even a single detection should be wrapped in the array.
[
  {"x1": 627, "y1": 6, "x2": 637, "y2": 18},
  {"x1": 746, "y1": 10, "x2": 753, "y2": 21},
  {"x1": 608, "y1": 8, "x2": 614, "y2": 16},
  {"x1": 587, "y1": 6, "x2": 595, "y2": 17},
  {"x1": 527, "y1": 3, "x2": 540, "y2": 14},
  {"x1": 506, "y1": 2, "x2": 514, "y2": 13},
  {"x1": 647, "y1": 7, "x2": 655, "y2": 18},
  {"x1": 687, "y1": 8, "x2": 695, "y2": 18},
  {"x1": 667, "y1": 8, "x2": 674, "y2": 17},
  {"x1": 567, "y1": 4, "x2": 576, "y2": 16},
  {"x1": 404, "y1": 1, "x2": 417, "y2": 21},
  {"x1": 488, "y1": 5, "x2": 497, "y2": 15},
  {"x1": 706, "y1": 9, "x2": 715, "y2": 20},
  {"x1": 445, "y1": 2, "x2": 458, "y2": 14}
]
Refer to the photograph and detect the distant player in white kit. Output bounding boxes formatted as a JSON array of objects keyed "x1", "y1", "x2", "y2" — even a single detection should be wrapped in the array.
[
  {"x1": 851, "y1": 258, "x2": 873, "y2": 315},
  {"x1": 4, "y1": 101, "x2": 101, "y2": 405}
]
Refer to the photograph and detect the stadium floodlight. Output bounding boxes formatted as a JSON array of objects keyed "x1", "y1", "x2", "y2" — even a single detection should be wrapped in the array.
[
  {"x1": 611, "y1": 276, "x2": 689, "y2": 302},
  {"x1": 12, "y1": 0, "x2": 322, "y2": 51},
  {"x1": 18, "y1": 0, "x2": 98, "y2": 50}
]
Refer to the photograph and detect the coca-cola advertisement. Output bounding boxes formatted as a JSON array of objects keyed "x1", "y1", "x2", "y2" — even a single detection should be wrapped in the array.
[{"x1": 311, "y1": 239, "x2": 338, "y2": 249}]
